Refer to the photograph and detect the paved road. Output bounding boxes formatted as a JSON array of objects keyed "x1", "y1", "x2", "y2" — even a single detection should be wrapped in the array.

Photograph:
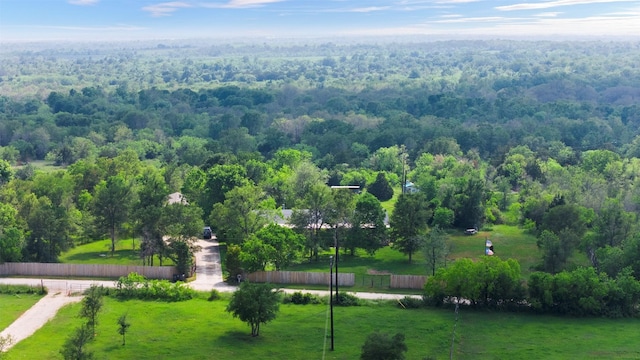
[{"x1": 189, "y1": 238, "x2": 235, "y2": 292}]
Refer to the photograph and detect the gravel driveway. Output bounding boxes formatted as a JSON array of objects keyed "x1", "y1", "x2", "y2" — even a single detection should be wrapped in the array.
[{"x1": 0, "y1": 291, "x2": 83, "y2": 352}]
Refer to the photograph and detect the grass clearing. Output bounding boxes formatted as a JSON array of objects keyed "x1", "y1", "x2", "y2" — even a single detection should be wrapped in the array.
[
  {"x1": 59, "y1": 239, "x2": 174, "y2": 267},
  {"x1": 6, "y1": 296, "x2": 640, "y2": 359},
  {"x1": 0, "y1": 293, "x2": 44, "y2": 331}
]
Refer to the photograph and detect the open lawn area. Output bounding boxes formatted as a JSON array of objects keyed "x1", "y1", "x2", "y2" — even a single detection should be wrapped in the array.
[
  {"x1": 0, "y1": 293, "x2": 44, "y2": 331},
  {"x1": 6, "y1": 296, "x2": 640, "y2": 359},
  {"x1": 285, "y1": 224, "x2": 549, "y2": 290},
  {"x1": 59, "y1": 239, "x2": 174, "y2": 267}
]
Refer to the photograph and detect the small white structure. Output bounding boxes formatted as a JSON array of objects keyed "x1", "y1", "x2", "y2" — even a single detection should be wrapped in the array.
[{"x1": 167, "y1": 192, "x2": 188, "y2": 205}]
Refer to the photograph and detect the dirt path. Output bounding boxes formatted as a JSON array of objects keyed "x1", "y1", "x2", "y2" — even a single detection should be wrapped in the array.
[{"x1": 0, "y1": 291, "x2": 83, "y2": 352}]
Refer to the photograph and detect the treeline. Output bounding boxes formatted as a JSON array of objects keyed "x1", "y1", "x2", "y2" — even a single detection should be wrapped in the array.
[
  {"x1": 1, "y1": 40, "x2": 640, "y2": 285},
  {"x1": 423, "y1": 256, "x2": 640, "y2": 318}
]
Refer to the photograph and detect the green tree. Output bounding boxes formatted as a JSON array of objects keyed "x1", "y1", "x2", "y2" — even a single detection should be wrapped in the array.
[
  {"x1": 134, "y1": 168, "x2": 169, "y2": 266},
  {"x1": 92, "y1": 175, "x2": 135, "y2": 255},
  {"x1": 423, "y1": 226, "x2": 448, "y2": 276},
  {"x1": 390, "y1": 194, "x2": 431, "y2": 262},
  {"x1": 290, "y1": 183, "x2": 333, "y2": 261},
  {"x1": 360, "y1": 332, "x2": 408, "y2": 360},
  {"x1": 226, "y1": 282, "x2": 280, "y2": 337},
  {"x1": 367, "y1": 172, "x2": 394, "y2": 201},
  {"x1": 79, "y1": 285, "x2": 103, "y2": 337},
  {"x1": 161, "y1": 203, "x2": 204, "y2": 272},
  {"x1": 0, "y1": 203, "x2": 24, "y2": 263},
  {"x1": 0, "y1": 159, "x2": 13, "y2": 186},
  {"x1": 349, "y1": 192, "x2": 387, "y2": 255},
  {"x1": 224, "y1": 244, "x2": 243, "y2": 283},
  {"x1": 239, "y1": 237, "x2": 274, "y2": 273},
  {"x1": 431, "y1": 207, "x2": 454, "y2": 229},
  {"x1": 210, "y1": 184, "x2": 276, "y2": 245},
  {"x1": 60, "y1": 324, "x2": 94, "y2": 360},
  {"x1": 202, "y1": 164, "x2": 248, "y2": 218},
  {"x1": 117, "y1": 314, "x2": 131, "y2": 346},
  {"x1": 593, "y1": 198, "x2": 635, "y2": 248},
  {"x1": 253, "y1": 224, "x2": 304, "y2": 270},
  {"x1": 537, "y1": 230, "x2": 567, "y2": 274}
]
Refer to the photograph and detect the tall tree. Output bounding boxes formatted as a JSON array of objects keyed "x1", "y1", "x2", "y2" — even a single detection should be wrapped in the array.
[
  {"x1": 423, "y1": 226, "x2": 448, "y2": 276},
  {"x1": 367, "y1": 172, "x2": 394, "y2": 202},
  {"x1": 537, "y1": 230, "x2": 567, "y2": 274},
  {"x1": 0, "y1": 159, "x2": 13, "y2": 186},
  {"x1": 349, "y1": 192, "x2": 387, "y2": 255},
  {"x1": 210, "y1": 183, "x2": 276, "y2": 245},
  {"x1": 161, "y1": 202, "x2": 204, "y2": 271},
  {"x1": 79, "y1": 285, "x2": 103, "y2": 337},
  {"x1": 290, "y1": 183, "x2": 333, "y2": 261},
  {"x1": 226, "y1": 282, "x2": 280, "y2": 337},
  {"x1": 134, "y1": 168, "x2": 170, "y2": 266},
  {"x1": 390, "y1": 193, "x2": 431, "y2": 262},
  {"x1": 252, "y1": 223, "x2": 304, "y2": 271},
  {"x1": 92, "y1": 175, "x2": 135, "y2": 255},
  {"x1": 0, "y1": 203, "x2": 24, "y2": 263}
]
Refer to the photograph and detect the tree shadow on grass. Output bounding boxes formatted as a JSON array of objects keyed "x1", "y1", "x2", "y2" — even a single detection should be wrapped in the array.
[
  {"x1": 218, "y1": 330, "x2": 264, "y2": 343},
  {"x1": 62, "y1": 250, "x2": 141, "y2": 264}
]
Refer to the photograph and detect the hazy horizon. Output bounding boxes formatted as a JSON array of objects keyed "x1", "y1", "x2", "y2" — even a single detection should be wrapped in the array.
[{"x1": 1, "y1": 0, "x2": 639, "y2": 43}]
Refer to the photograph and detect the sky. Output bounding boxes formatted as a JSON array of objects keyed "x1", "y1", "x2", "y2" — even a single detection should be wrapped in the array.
[{"x1": 0, "y1": 0, "x2": 639, "y2": 42}]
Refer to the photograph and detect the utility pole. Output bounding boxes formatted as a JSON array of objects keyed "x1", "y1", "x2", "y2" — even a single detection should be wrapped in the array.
[
  {"x1": 330, "y1": 255, "x2": 334, "y2": 351},
  {"x1": 400, "y1": 144, "x2": 407, "y2": 195}
]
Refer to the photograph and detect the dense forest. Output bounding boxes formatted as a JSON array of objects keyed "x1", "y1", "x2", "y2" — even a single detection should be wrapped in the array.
[{"x1": 2, "y1": 39, "x2": 640, "y2": 296}]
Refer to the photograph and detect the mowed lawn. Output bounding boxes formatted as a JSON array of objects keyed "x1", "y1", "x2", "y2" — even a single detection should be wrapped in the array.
[
  {"x1": 59, "y1": 239, "x2": 174, "y2": 267},
  {"x1": 288, "y1": 225, "x2": 545, "y2": 285},
  {"x1": 6, "y1": 296, "x2": 640, "y2": 359},
  {"x1": 0, "y1": 293, "x2": 44, "y2": 331}
]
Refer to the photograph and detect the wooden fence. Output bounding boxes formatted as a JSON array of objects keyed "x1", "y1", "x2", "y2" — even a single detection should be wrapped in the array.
[
  {"x1": 390, "y1": 275, "x2": 426, "y2": 289},
  {"x1": 247, "y1": 271, "x2": 355, "y2": 286},
  {"x1": 0, "y1": 262, "x2": 175, "y2": 280}
]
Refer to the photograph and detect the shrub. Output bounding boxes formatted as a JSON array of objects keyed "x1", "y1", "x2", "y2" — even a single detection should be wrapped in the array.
[
  {"x1": 0, "y1": 284, "x2": 46, "y2": 295},
  {"x1": 114, "y1": 272, "x2": 195, "y2": 302},
  {"x1": 207, "y1": 289, "x2": 221, "y2": 301},
  {"x1": 397, "y1": 296, "x2": 423, "y2": 309},
  {"x1": 335, "y1": 292, "x2": 361, "y2": 307},
  {"x1": 283, "y1": 291, "x2": 323, "y2": 305}
]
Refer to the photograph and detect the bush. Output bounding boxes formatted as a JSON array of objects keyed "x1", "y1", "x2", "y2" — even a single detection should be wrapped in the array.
[
  {"x1": 114, "y1": 272, "x2": 195, "y2": 302},
  {"x1": 397, "y1": 296, "x2": 423, "y2": 309},
  {"x1": 335, "y1": 292, "x2": 361, "y2": 307},
  {"x1": 360, "y1": 331, "x2": 407, "y2": 360},
  {"x1": 0, "y1": 284, "x2": 47, "y2": 295},
  {"x1": 283, "y1": 291, "x2": 323, "y2": 305},
  {"x1": 207, "y1": 289, "x2": 221, "y2": 301}
]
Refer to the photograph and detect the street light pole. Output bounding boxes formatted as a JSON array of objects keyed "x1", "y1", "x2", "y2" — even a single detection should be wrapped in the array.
[{"x1": 329, "y1": 255, "x2": 334, "y2": 351}]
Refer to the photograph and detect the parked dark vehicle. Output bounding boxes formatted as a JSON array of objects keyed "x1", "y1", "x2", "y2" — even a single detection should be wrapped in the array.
[{"x1": 203, "y1": 226, "x2": 213, "y2": 239}]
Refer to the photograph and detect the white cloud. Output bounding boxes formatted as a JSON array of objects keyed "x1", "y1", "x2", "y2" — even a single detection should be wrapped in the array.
[
  {"x1": 68, "y1": 0, "x2": 99, "y2": 5},
  {"x1": 348, "y1": 6, "x2": 391, "y2": 12},
  {"x1": 142, "y1": 2, "x2": 193, "y2": 17},
  {"x1": 219, "y1": 0, "x2": 284, "y2": 8},
  {"x1": 497, "y1": 0, "x2": 636, "y2": 11},
  {"x1": 436, "y1": 16, "x2": 515, "y2": 23},
  {"x1": 535, "y1": 12, "x2": 562, "y2": 16},
  {"x1": 30, "y1": 24, "x2": 146, "y2": 32}
]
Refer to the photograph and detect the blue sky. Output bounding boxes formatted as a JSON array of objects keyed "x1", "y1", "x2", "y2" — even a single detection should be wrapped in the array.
[{"x1": 1, "y1": 0, "x2": 639, "y2": 42}]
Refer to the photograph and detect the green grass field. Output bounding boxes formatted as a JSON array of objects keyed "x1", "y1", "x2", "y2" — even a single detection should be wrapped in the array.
[
  {"x1": 285, "y1": 224, "x2": 545, "y2": 291},
  {"x1": 6, "y1": 296, "x2": 640, "y2": 359},
  {"x1": 0, "y1": 293, "x2": 44, "y2": 331},
  {"x1": 59, "y1": 239, "x2": 174, "y2": 267}
]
